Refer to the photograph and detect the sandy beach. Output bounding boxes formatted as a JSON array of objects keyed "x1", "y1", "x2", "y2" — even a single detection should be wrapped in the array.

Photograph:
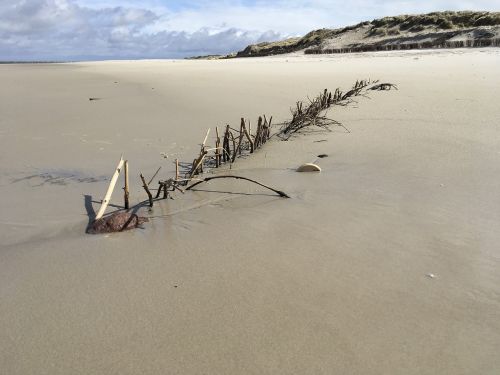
[{"x1": 1, "y1": 48, "x2": 500, "y2": 374}]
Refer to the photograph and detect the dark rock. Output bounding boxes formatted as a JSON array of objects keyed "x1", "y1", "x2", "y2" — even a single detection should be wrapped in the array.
[{"x1": 89, "y1": 212, "x2": 149, "y2": 234}]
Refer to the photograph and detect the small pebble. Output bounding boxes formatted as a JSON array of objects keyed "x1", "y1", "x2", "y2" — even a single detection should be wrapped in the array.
[{"x1": 426, "y1": 273, "x2": 436, "y2": 279}]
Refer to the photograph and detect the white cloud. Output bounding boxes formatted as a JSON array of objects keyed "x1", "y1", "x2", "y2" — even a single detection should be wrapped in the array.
[{"x1": 0, "y1": 0, "x2": 285, "y2": 60}]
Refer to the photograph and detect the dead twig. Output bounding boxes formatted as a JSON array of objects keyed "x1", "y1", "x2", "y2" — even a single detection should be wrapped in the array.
[
  {"x1": 186, "y1": 175, "x2": 290, "y2": 198},
  {"x1": 369, "y1": 83, "x2": 398, "y2": 91},
  {"x1": 148, "y1": 166, "x2": 162, "y2": 186},
  {"x1": 140, "y1": 173, "x2": 154, "y2": 207}
]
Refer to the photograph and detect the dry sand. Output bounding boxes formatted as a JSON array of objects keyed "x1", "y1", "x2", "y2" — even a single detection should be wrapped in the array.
[{"x1": 1, "y1": 48, "x2": 500, "y2": 374}]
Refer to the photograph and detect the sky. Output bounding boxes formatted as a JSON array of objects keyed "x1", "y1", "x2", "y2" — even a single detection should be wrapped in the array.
[{"x1": 0, "y1": 0, "x2": 498, "y2": 60}]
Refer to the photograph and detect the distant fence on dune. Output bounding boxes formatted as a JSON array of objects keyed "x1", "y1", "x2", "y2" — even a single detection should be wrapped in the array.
[{"x1": 304, "y1": 38, "x2": 500, "y2": 54}]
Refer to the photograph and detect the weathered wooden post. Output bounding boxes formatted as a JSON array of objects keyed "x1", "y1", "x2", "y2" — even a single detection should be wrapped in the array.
[
  {"x1": 95, "y1": 156, "x2": 125, "y2": 220},
  {"x1": 215, "y1": 126, "x2": 220, "y2": 167},
  {"x1": 124, "y1": 160, "x2": 130, "y2": 209},
  {"x1": 140, "y1": 173, "x2": 154, "y2": 207},
  {"x1": 241, "y1": 118, "x2": 254, "y2": 153}
]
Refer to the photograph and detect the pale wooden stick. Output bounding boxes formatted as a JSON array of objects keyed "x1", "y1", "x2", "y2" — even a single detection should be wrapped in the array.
[
  {"x1": 124, "y1": 160, "x2": 130, "y2": 209},
  {"x1": 175, "y1": 159, "x2": 179, "y2": 180},
  {"x1": 189, "y1": 151, "x2": 208, "y2": 179},
  {"x1": 201, "y1": 128, "x2": 210, "y2": 150},
  {"x1": 95, "y1": 156, "x2": 125, "y2": 220}
]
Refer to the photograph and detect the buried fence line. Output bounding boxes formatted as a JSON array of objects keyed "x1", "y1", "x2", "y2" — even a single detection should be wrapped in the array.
[
  {"x1": 90, "y1": 78, "x2": 395, "y2": 233},
  {"x1": 305, "y1": 38, "x2": 500, "y2": 54}
]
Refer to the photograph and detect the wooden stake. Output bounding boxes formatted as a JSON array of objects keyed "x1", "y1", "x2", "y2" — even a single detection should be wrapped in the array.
[
  {"x1": 175, "y1": 159, "x2": 179, "y2": 181},
  {"x1": 255, "y1": 116, "x2": 262, "y2": 149},
  {"x1": 238, "y1": 120, "x2": 244, "y2": 155},
  {"x1": 191, "y1": 158, "x2": 198, "y2": 175},
  {"x1": 163, "y1": 183, "x2": 168, "y2": 199},
  {"x1": 95, "y1": 156, "x2": 125, "y2": 220},
  {"x1": 201, "y1": 128, "x2": 210, "y2": 153},
  {"x1": 124, "y1": 160, "x2": 130, "y2": 209},
  {"x1": 215, "y1": 127, "x2": 220, "y2": 167},
  {"x1": 140, "y1": 173, "x2": 154, "y2": 207},
  {"x1": 230, "y1": 131, "x2": 237, "y2": 162},
  {"x1": 268, "y1": 116, "x2": 273, "y2": 140},
  {"x1": 241, "y1": 118, "x2": 254, "y2": 153},
  {"x1": 224, "y1": 125, "x2": 231, "y2": 161},
  {"x1": 215, "y1": 138, "x2": 220, "y2": 167},
  {"x1": 155, "y1": 182, "x2": 163, "y2": 199},
  {"x1": 189, "y1": 151, "x2": 208, "y2": 179}
]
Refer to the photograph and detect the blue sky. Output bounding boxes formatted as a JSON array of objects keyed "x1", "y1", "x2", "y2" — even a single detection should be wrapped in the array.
[{"x1": 0, "y1": 0, "x2": 499, "y2": 60}]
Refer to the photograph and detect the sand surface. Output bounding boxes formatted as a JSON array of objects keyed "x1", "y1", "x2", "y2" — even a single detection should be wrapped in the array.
[{"x1": 1, "y1": 49, "x2": 500, "y2": 374}]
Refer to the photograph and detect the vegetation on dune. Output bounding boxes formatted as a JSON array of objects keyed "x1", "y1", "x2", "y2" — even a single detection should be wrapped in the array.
[
  {"x1": 371, "y1": 11, "x2": 500, "y2": 29},
  {"x1": 234, "y1": 11, "x2": 500, "y2": 57},
  {"x1": 235, "y1": 30, "x2": 332, "y2": 57},
  {"x1": 369, "y1": 11, "x2": 500, "y2": 35}
]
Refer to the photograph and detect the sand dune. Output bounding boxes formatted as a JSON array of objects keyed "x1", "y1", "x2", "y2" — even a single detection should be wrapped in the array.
[{"x1": 1, "y1": 49, "x2": 500, "y2": 374}]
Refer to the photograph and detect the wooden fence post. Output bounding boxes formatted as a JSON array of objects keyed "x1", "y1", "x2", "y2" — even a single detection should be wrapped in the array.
[{"x1": 95, "y1": 156, "x2": 125, "y2": 220}]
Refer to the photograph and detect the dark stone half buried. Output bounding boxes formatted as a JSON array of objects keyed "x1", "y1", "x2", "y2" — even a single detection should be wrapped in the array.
[{"x1": 89, "y1": 212, "x2": 149, "y2": 234}]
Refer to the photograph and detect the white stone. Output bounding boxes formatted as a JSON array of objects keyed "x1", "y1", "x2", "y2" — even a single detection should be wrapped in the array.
[{"x1": 297, "y1": 163, "x2": 321, "y2": 172}]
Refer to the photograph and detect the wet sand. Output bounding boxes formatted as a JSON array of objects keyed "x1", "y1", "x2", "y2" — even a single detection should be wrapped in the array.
[{"x1": 1, "y1": 49, "x2": 500, "y2": 374}]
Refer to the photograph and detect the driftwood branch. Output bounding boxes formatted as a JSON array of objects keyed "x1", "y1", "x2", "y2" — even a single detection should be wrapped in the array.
[
  {"x1": 369, "y1": 83, "x2": 398, "y2": 91},
  {"x1": 278, "y1": 79, "x2": 380, "y2": 140},
  {"x1": 186, "y1": 175, "x2": 290, "y2": 198},
  {"x1": 140, "y1": 173, "x2": 154, "y2": 207},
  {"x1": 148, "y1": 166, "x2": 162, "y2": 186}
]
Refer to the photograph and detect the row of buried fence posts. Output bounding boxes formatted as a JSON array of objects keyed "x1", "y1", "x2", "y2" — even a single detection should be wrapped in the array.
[
  {"x1": 94, "y1": 79, "x2": 384, "y2": 222},
  {"x1": 94, "y1": 115, "x2": 274, "y2": 221},
  {"x1": 305, "y1": 38, "x2": 500, "y2": 54}
]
